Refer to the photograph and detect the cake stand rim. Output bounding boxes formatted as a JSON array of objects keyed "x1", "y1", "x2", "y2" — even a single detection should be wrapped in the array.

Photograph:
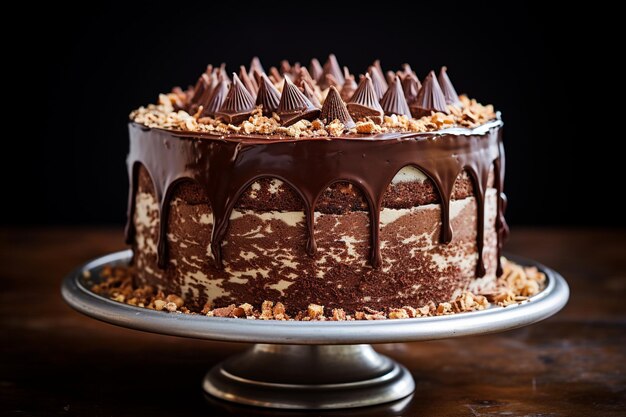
[{"x1": 61, "y1": 249, "x2": 569, "y2": 344}]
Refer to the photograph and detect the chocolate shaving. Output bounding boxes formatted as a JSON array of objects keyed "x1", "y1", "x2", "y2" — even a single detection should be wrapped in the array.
[
  {"x1": 347, "y1": 73, "x2": 384, "y2": 124},
  {"x1": 438, "y1": 66, "x2": 461, "y2": 106},
  {"x1": 411, "y1": 70, "x2": 448, "y2": 118},
  {"x1": 320, "y1": 86, "x2": 355, "y2": 129},
  {"x1": 255, "y1": 73, "x2": 281, "y2": 116},
  {"x1": 380, "y1": 75, "x2": 411, "y2": 118},
  {"x1": 277, "y1": 76, "x2": 321, "y2": 126}
]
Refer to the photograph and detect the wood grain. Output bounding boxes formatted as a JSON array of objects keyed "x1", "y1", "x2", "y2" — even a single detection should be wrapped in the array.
[{"x1": 1, "y1": 228, "x2": 624, "y2": 416}]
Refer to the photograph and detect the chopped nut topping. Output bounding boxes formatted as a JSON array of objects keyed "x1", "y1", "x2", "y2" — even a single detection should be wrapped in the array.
[{"x1": 130, "y1": 93, "x2": 496, "y2": 138}]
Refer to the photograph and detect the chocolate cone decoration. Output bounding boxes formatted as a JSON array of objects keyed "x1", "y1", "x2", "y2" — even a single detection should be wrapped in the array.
[
  {"x1": 218, "y1": 63, "x2": 230, "y2": 83},
  {"x1": 200, "y1": 77, "x2": 230, "y2": 118},
  {"x1": 215, "y1": 74, "x2": 255, "y2": 123},
  {"x1": 249, "y1": 57, "x2": 264, "y2": 76},
  {"x1": 239, "y1": 65, "x2": 258, "y2": 97},
  {"x1": 402, "y1": 73, "x2": 421, "y2": 105},
  {"x1": 294, "y1": 67, "x2": 315, "y2": 90},
  {"x1": 321, "y1": 54, "x2": 345, "y2": 88},
  {"x1": 320, "y1": 86, "x2": 355, "y2": 129},
  {"x1": 300, "y1": 81, "x2": 321, "y2": 108},
  {"x1": 380, "y1": 75, "x2": 411, "y2": 118},
  {"x1": 438, "y1": 66, "x2": 461, "y2": 106},
  {"x1": 347, "y1": 74, "x2": 384, "y2": 124},
  {"x1": 195, "y1": 72, "x2": 219, "y2": 110},
  {"x1": 385, "y1": 70, "x2": 396, "y2": 86},
  {"x1": 309, "y1": 58, "x2": 323, "y2": 83},
  {"x1": 372, "y1": 60, "x2": 388, "y2": 90},
  {"x1": 277, "y1": 76, "x2": 320, "y2": 126},
  {"x1": 190, "y1": 73, "x2": 211, "y2": 105},
  {"x1": 411, "y1": 70, "x2": 449, "y2": 118},
  {"x1": 368, "y1": 66, "x2": 386, "y2": 100},
  {"x1": 256, "y1": 73, "x2": 280, "y2": 116},
  {"x1": 280, "y1": 60, "x2": 291, "y2": 75},
  {"x1": 400, "y1": 63, "x2": 413, "y2": 77},
  {"x1": 269, "y1": 66, "x2": 282, "y2": 84},
  {"x1": 341, "y1": 72, "x2": 357, "y2": 102}
]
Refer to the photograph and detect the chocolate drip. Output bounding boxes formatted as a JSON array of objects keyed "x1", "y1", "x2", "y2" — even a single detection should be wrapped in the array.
[
  {"x1": 126, "y1": 119, "x2": 503, "y2": 277},
  {"x1": 494, "y1": 129, "x2": 508, "y2": 276}
]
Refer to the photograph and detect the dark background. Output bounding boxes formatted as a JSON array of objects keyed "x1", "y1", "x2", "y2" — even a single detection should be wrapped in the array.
[{"x1": 7, "y1": 3, "x2": 618, "y2": 227}]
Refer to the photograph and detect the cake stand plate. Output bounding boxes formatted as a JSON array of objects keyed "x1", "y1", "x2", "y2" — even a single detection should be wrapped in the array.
[{"x1": 61, "y1": 250, "x2": 569, "y2": 410}]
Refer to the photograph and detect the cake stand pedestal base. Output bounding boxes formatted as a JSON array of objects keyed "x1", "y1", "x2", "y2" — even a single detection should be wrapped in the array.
[{"x1": 203, "y1": 344, "x2": 414, "y2": 409}]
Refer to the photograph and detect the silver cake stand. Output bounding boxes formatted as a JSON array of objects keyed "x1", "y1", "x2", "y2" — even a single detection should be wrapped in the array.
[{"x1": 61, "y1": 250, "x2": 569, "y2": 410}]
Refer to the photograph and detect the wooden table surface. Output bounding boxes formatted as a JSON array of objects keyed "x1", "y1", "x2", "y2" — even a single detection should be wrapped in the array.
[{"x1": 1, "y1": 228, "x2": 625, "y2": 416}]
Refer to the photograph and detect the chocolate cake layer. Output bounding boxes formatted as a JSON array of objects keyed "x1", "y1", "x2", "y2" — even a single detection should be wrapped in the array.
[
  {"x1": 127, "y1": 121, "x2": 505, "y2": 314},
  {"x1": 133, "y1": 166, "x2": 498, "y2": 313}
]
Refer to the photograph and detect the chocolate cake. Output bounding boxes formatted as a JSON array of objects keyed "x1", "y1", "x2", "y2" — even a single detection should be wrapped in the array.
[{"x1": 127, "y1": 55, "x2": 507, "y2": 315}]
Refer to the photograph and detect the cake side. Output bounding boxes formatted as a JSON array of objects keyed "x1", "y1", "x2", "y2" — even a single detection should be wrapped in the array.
[{"x1": 128, "y1": 122, "x2": 504, "y2": 314}]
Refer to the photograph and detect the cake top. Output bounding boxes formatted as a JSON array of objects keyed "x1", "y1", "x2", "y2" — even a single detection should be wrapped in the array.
[{"x1": 130, "y1": 55, "x2": 497, "y2": 138}]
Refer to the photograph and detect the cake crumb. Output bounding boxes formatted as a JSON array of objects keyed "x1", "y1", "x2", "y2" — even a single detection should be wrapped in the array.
[
  {"x1": 331, "y1": 308, "x2": 346, "y2": 321},
  {"x1": 307, "y1": 304, "x2": 324, "y2": 320},
  {"x1": 389, "y1": 308, "x2": 409, "y2": 319}
]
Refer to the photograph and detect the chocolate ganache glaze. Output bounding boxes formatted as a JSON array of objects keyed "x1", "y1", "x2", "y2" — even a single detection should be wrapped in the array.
[{"x1": 126, "y1": 56, "x2": 508, "y2": 313}]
